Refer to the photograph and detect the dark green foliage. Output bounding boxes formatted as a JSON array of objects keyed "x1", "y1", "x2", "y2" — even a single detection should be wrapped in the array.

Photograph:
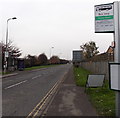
[{"x1": 38, "y1": 53, "x2": 48, "y2": 65}]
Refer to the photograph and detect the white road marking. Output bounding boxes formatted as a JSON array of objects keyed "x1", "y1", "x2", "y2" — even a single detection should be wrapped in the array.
[
  {"x1": 32, "y1": 75, "x2": 41, "y2": 80},
  {"x1": 32, "y1": 76, "x2": 38, "y2": 80},
  {"x1": 4, "y1": 80, "x2": 27, "y2": 90}
]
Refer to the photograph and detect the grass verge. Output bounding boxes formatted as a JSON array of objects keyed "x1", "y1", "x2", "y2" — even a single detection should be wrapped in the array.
[
  {"x1": 74, "y1": 66, "x2": 91, "y2": 87},
  {"x1": 2, "y1": 71, "x2": 12, "y2": 75},
  {"x1": 73, "y1": 66, "x2": 115, "y2": 116},
  {"x1": 24, "y1": 64, "x2": 60, "y2": 71},
  {"x1": 2, "y1": 64, "x2": 61, "y2": 74}
]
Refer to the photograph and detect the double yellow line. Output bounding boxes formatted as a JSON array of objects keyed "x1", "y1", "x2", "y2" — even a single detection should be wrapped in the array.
[{"x1": 26, "y1": 71, "x2": 67, "y2": 118}]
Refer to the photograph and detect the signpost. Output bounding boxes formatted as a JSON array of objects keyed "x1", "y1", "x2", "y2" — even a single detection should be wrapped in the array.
[
  {"x1": 5, "y1": 51, "x2": 9, "y2": 58},
  {"x1": 109, "y1": 63, "x2": 120, "y2": 91},
  {"x1": 73, "y1": 50, "x2": 83, "y2": 62},
  {"x1": 95, "y1": 3, "x2": 114, "y2": 33},
  {"x1": 95, "y1": 2, "x2": 120, "y2": 117}
]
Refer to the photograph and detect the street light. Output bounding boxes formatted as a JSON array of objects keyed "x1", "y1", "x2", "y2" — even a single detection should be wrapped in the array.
[
  {"x1": 50, "y1": 47, "x2": 54, "y2": 59},
  {"x1": 4, "y1": 17, "x2": 17, "y2": 73},
  {"x1": 6, "y1": 17, "x2": 17, "y2": 49}
]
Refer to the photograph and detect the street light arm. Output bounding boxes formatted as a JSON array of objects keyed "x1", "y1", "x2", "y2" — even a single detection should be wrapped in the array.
[
  {"x1": 12, "y1": 17, "x2": 17, "y2": 20},
  {"x1": 7, "y1": 18, "x2": 12, "y2": 22},
  {"x1": 7, "y1": 17, "x2": 17, "y2": 22}
]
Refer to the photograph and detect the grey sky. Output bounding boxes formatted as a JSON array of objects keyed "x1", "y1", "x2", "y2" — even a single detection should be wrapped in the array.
[{"x1": 1, "y1": 0, "x2": 115, "y2": 60}]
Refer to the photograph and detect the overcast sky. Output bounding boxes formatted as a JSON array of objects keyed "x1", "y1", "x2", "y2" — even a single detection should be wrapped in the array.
[{"x1": 1, "y1": 0, "x2": 115, "y2": 60}]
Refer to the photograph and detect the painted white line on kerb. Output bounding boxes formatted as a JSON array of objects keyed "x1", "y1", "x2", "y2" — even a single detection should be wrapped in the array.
[{"x1": 4, "y1": 80, "x2": 27, "y2": 90}]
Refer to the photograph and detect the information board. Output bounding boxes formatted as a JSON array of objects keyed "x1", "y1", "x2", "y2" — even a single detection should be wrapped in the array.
[
  {"x1": 95, "y1": 3, "x2": 114, "y2": 33},
  {"x1": 109, "y1": 63, "x2": 120, "y2": 91},
  {"x1": 86, "y1": 74, "x2": 105, "y2": 87},
  {"x1": 72, "y1": 50, "x2": 83, "y2": 62}
]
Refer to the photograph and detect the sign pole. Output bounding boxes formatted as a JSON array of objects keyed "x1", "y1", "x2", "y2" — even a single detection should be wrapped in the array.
[{"x1": 114, "y1": 1, "x2": 120, "y2": 117}]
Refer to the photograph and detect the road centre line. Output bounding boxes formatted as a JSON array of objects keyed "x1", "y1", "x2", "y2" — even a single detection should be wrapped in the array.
[
  {"x1": 26, "y1": 78, "x2": 59, "y2": 118},
  {"x1": 32, "y1": 75, "x2": 41, "y2": 80},
  {"x1": 4, "y1": 80, "x2": 27, "y2": 90},
  {"x1": 4, "y1": 74, "x2": 42, "y2": 89},
  {"x1": 27, "y1": 71, "x2": 68, "y2": 118}
]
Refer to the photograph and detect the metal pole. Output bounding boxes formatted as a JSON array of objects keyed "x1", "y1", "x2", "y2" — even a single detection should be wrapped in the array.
[
  {"x1": 4, "y1": 17, "x2": 17, "y2": 73},
  {"x1": 4, "y1": 19, "x2": 9, "y2": 73},
  {"x1": 6, "y1": 19, "x2": 9, "y2": 50},
  {"x1": 114, "y1": 1, "x2": 120, "y2": 117}
]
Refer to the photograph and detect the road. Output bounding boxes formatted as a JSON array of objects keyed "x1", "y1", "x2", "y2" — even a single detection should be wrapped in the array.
[{"x1": 2, "y1": 64, "x2": 71, "y2": 116}]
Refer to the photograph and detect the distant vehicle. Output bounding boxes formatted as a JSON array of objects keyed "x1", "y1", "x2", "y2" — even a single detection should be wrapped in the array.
[{"x1": 17, "y1": 58, "x2": 25, "y2": 71}]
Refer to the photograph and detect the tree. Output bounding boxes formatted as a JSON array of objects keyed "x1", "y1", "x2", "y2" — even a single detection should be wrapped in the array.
[
  {"x1": 2, "y1": 40, "x2": 21, "y2": 58},
  {"x1": 49, "y1": 56, "x2": 60, "y2": 64},
  {"x1": 1, "y1": 40, "x2": 21, "y2": 71},
  {"x1": 80, "y1": 41, "x2": 99, "y2": 59},
  {"x1": 38, "y1": 53, "x2": 48, "y2": 65},
  {"x1": 24, "y1": 54, "x2": 38, "y2": 67}
]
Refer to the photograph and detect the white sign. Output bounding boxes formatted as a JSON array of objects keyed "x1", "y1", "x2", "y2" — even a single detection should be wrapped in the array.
[
  {"x1": 5, "y1": 51, "x2": 9, "y2": 57},
  {"x1": 109, "y1": 63, "x2": 120, "y2": 91},
  {"x1": 95, "y1": 3, "x2": 114, "y2": 33},
  {"x1": 86, "y1": 74, "x2": 105, "y2": 87}
]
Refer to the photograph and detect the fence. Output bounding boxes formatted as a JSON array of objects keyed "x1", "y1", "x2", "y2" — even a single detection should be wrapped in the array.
[{"x1": 79, "y1": 61, "x2": 110, "y2": 80}]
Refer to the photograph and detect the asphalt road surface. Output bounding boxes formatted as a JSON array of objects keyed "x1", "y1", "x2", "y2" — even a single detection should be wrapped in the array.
[{"x1": 2, "y1": 64, "x2": 72, "y2": 116}]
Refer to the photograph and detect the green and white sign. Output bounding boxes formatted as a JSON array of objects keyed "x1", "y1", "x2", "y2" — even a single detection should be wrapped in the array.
[{"x1": 95, "y1": 3, "x2": 114, "y2": 33}]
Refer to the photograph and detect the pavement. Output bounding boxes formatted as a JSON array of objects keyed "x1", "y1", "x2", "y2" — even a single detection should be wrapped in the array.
[
  {"x1": 46, "y1": 66, "x2": 97, "y2": 116},
  {"x1": 2, "y1": 73, "x2": 18, "y2": 78}
]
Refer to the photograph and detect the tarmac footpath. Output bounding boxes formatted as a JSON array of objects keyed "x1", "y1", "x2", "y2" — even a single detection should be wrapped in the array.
[{"x1": 45, "y1": 66, "x2": 97, "y2": 116}]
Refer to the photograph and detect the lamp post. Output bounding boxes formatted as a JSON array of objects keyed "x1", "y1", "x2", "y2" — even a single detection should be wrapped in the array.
[
  {"x1": 50, "y1": 47, "x2": 54, "y2": 59},
  {"x1": 4, "y1": 17, "x2": 17, "y2": 73},
  {"x1": 51, "y1": 47, "x2": 54, "y2": 57}
]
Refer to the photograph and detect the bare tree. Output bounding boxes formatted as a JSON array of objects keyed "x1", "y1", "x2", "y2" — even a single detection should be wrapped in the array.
[
  {"x1": 5, "y1": 40, "x2": 21, "y2": 57},
  {"x1": 1, "y1": 40, "x2": 21, "y2": 71}
]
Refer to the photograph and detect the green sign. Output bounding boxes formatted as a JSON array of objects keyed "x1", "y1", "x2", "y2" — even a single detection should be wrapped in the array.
[
  {"x1": 95, "y1": 15, "x2": 113, "y2": 20},
  {"x1": 95, "y1": 3, "x2": 114, "y2": 33}
]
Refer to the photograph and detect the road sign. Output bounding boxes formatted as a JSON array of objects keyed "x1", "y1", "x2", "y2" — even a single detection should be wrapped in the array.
[
  {"x1": 72, "y1": 50, "x2": 83, "y2": 62},
  {"x1": 95, "y1": 3, "x2": 114, "y2": 33},
  {"x1": 109, "y1": 63, "x2": 120, "y2": 91},
  {"x1": 95, "y1": 2, "x2": 120, "y2": 117},
  {"x1": 5, "y1": 51, "x2": 9, "y2": 57}
]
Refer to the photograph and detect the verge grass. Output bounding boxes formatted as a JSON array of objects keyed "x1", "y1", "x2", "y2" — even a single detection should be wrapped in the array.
[
  {"x1": 73, "y1": 66, "x2": 115, "y2": 116},
  {"x1": 3, "y1": 64, "x2": 61, "y2": 74},
  {"x1": 74, "y1": 67, "x2": 91, "y2": 86},
  {"x1": 25, "y1": 64, "x2": 60, "y2": 71}
]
